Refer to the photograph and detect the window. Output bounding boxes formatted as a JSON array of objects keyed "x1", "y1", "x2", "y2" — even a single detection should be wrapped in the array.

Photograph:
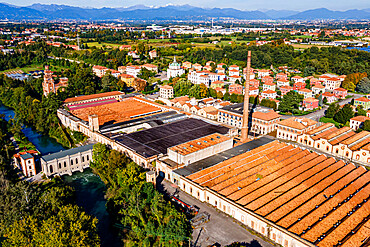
[
  {"x1": 262, "y1": 227, "x2": 265, "y2": 234},
  {"x1": 49, "y1": 165, "x2": 53, "y2": 173},
  {"x1": 76, "y1": 158, "x2": 78, "y2": 164},
  {"x1": 190, "y1": 187, "x2": 193, "y2": 194},
  {"x1": 183, "y1": 184, "x2": 186, "y2": 190},
  {"x1": 58, "y1": 163, "x2": 61, "y2": 169},
  {"x1": 284, "y1": 240, "x2": 288, "y2": 247},
  {"x1": 251, "y1": 221, "x2": 255, "y2": 229},
  {"x1": 336, "y1": 149, "x2": 339, "y2": 154},
  {"x1": 241, "y1": 215, "x2": 245, "y2": 222},
  {"x1": 272, "y1": 233, "x2": 276, "y2": 241},
  {"x1": 215, "y1": 201, "x2": 217, "y2": 207},
  {"x1": 64, "y1": 161, "x2": 66, "y2": 167},
  {"x1": 207, "y1": 196, "x2": 209, "y2": 202},
  {"x1": 82, "y1": 156, "x2": 85, "y2": 162},
  {"x1": 223, "y1": 205, "x2": 226, "y2": 211},
  {"x1": 71, "y1": 159, "x2": 73, "y2": 165},
  {"x1": 86, "y1": 155, "x2": 89, "y2": 161}
]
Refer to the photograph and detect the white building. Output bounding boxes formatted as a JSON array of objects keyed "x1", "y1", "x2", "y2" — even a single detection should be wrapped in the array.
[
  {"x1": 160, "y1": 85, "x2": 174, "y2": 99},
  {"x1": 167, "y1": 57, "x2": 185, "y2": 79},
  {"x1": 126, "y1": 65, "x2": 142, "y2": 78}
]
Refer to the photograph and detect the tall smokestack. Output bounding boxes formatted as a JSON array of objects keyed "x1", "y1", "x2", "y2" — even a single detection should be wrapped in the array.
[{"x1": 241, "y1": 51, "x2": 251, "y2": 142}]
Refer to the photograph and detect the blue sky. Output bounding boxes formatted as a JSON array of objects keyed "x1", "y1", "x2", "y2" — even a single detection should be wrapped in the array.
[{"x1": 5, "y1": 0, "x2": 370, "y2": 10}]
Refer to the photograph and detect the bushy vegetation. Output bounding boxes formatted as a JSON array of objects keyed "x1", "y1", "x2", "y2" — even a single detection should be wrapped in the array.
[{"x1": 90, "y1": 143, "x2": 192, "y2": 246}]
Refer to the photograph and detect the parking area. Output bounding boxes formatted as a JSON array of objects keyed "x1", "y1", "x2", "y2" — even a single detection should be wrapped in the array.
[{"x1": 159, "y1": 180, "x2": 275, "y2": 247}]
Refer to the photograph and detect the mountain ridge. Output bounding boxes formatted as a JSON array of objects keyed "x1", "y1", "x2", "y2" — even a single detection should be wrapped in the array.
[{"x1": 0, "y1": 3, "x2": 369, "y2": 20}]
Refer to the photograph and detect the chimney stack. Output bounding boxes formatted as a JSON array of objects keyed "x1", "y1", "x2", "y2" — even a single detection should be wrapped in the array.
[{"x1": 241, "y1": 51, "x2": 251, "y2": 142}]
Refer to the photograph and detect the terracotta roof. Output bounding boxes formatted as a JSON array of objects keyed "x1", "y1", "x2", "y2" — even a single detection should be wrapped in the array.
[
  {"x1": 262, "y1": 90, "x2": 276, "y2": 94},
  {"x1": 169, "y1": 133, "x2": 230, "y2": 156},
  {"x1": 351, "y1": 116, "x2": 370, "y2": 122},
  {"x1": 252, "y1": 110, "x2": 281, "y2": 121},
  {"x1": 278, "y1": 117, "x2": 317, "y2": 130},
  {"x1": 70, "y1": 97, "x2": 162, "y2": 126},
  {"x1": 299, "y1": 88, "x2": 312, "y2": 93},
  {"x1": 64, "y1": 91, "x2": 124, "y2": 104},
  {"x1": 312, "y1": 84, "x2": 325, "y2": 89},
  {"x1": 355, "y1": 97, "x2": 370, "y2": 102},
  {"x1": 334, "y1": 87, "x2": 347, "y2": 92},
  {"x1": 322, "y1": 92, "x2": 335, "y2": 97},
  {"x1": 184, "y1": 141, "x2": 370, "y2": 245},
  {"x1": 303, "y1": 97, "x2": 318, "y2": 102},
  {"x1": 160, "y1": 85, "x2": 173, "y2": 90}
]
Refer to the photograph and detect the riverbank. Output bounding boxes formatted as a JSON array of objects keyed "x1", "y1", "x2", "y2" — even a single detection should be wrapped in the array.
[{"x1": 63, "y1": 169, "x2": 122, "y2": 247}]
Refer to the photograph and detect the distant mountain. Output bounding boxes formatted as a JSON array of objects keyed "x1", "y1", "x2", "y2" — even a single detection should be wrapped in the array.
[
  {"x1": 0, "y1": 4, "x2": 370, "y2": 21},
  {"x1": 284, "y1": 8, "x2": 370, "y2": 20},
  {"x1": 0, "y1": 3, "x2": 46, "y2": 19},
  {"x1": 263, "y1": 9, "x2": 299, "y2": 19}
]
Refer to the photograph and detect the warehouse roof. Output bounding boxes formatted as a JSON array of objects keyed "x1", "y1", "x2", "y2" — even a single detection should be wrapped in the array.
[{"x1": 185, "y1": 141, "x2": 370, "y2": 246}]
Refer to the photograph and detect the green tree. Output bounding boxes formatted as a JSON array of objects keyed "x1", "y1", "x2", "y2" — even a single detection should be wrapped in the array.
[
  {"x1": 173, "y1": 79, "x2": 193, "y2": 97},
  {"x1": 278, "y1": 91, "x2": 303, "y2": 113},
  {"x1": 356, "y1": 77, "x2": 370, "y2": 94},
  {"x1": 356, "y1": 105, "x2": 367, "y2": 116},
  {"x1": 334, "y1": 104, "x2": 354, "y2": 124},
  {"x1": 363, "y1": 120, "x2": 370, "y2": 131},
  {"x1": 325, "y1": 103, "x2": 340, "y2": 118}
]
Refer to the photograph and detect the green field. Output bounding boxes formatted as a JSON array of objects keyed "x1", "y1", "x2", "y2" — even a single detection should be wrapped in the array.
[
  {"x1": 0, "y1": 65, "x2": 44, "y2": 74},
  {"x1": 86, "y1": 42, "x2": 122, "y2": 49}
]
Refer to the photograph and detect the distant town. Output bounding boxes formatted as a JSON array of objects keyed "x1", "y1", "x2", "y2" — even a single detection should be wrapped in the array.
[{"x1": 0, "y1": 18, "x2": 370, "y2": 247}]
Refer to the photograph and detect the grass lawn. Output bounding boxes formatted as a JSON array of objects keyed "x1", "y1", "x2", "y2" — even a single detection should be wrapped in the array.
[
  {"x1": 0, "y1": 64, "x2": 44, "y2": 74},
  {"x1": 320, "y1": 117, "x2": 342, "y2": 128},
  {"x1": 86, "y1": 42, "x2": 122, "y2": 49}
]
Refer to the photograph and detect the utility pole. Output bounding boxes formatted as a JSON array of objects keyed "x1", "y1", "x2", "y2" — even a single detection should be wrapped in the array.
[{"x1": 241, "y1": 51, "x2": 251, "y2": 142}]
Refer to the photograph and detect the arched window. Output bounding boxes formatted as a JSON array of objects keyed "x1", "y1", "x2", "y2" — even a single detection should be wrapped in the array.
[
  {"x1": 356, "y1": 155, "x2": 360, "y2": 159},
  {"x1": 50, "y1": 165, "x2": 53, "y2": 173},
  {"x1": 82, "y1": 156, "x2": 85, "y2": 162},
  {"x1": 58, "y1": 163, "x2": 61, "y2": 169}
]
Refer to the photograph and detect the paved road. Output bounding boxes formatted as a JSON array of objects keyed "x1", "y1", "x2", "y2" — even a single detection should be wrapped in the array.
[
  {"x1": 281, "y1": 93, "x2": 359, "y2": 122},
  {"x1": 159, "y1": 180, "x2": 275, "y2": 247}
]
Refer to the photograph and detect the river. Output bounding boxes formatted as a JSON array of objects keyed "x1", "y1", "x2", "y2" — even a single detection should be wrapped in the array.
[{"x1": 0, "y1": 103, "x2": 120, "y2": 247}]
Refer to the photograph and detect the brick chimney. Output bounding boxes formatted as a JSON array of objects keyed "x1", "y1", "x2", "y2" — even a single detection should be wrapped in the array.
[{"x1": 241, "y1": 51, "x2": 251, "y2": 142}]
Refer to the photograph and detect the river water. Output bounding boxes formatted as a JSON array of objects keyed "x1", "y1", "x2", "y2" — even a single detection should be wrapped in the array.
[{"x1": 0, "y1": 103, "x2": 120, "y2": 247}]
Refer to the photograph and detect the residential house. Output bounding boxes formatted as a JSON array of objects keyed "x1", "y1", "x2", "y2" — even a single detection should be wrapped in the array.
[
  {"x1": 298, "y1": 88, "x2": 313, "y2": 99},
  {"x1": 118, "y1": 66, "x2": 126, "y2": 74},
  {"x1": 280, "y1": 86, "x2": 293, "y2": 96},
  {"x1": 350, "y1": 116, "x2": 370, "y2": 131},
  {"x1": 312, "y1": 84, "x2": 326, "y2": 95},
  {"x1": 293, "y1": 82, "x2": 306, "y2": 91},
  {"x1": 192, "y1": 63, "x2": 202, "y2": 71},
  {"x1": 128, "y1": 51, "x2": 140, "y2": 59},
  {"x1": 257, "y1": 69, "x2": 270, "y2": 79},
  {"x1": 325, "y1": 77, "x2": 342, "y2": 91},
  {"x1": 229, "y1": 84, "x2": 243, "y2": 95},
  {"x1": 261, "y1": 90, "x2": 277, "y2": 100},
  {"x1": 249, "y1": 87, "x2": 259, "y2": 96},
  {"x1": 276, "y1": 78, "x2": 289, "y2": 88},
  {"x1": 229, "y1": 75, "x2": 242, "y2": 84},
  {"x1": 210, "y1": 81, "x2": 225, "y2": 89},
  {"x1": 333, "y1": 88, "x2": 348, "y2": 99},
  {"x1": 248, "y1": 79, "x2": 259, "y2": 88},
  {"x1": 303, "y1": 97, "x2": 319, "y2": 110},
  {"x1": 198, "y1": 106, "x2": 218, "y2": 120},
  {"x1": 275, "y1": 73, "x2": 288, "y2": 80},
  {"x1": 182, "y1": 61, "x2": 192, "y2": 69},
  {"x1": 119, "y1": 74, "x2": 135, "y2": 87},
  {"x1": 141, "y1": 64, "x2": 158, "y2": 73},
  {"x1": 149, "y1": 50, "x2": 157, "y2": 59},
  {"x1": 13, "y1": 150, "x2": 38, "y2": 177},
  {"x1": 322, "y1": 92, "x2": 337, "y2": 103},
  {"x1": 262, "y1": 76, "x2": 274, "y2": 84},
  {"x1": 354, "y1": 97, "x2": 370, "y2": 110},
  {"x1": 159, "y1": 85, "x2": 174, "y2": 99},
  {"x1": 126, "y1": 65, "x2": 142, "y2": 78},
  {"x1": 262, "y1": 82, "x2": 276, "y2": 92},
  {"x1": 229, "y1": 69, "x2": 240, "y2": 77},
  {"x1": 291, "y1": 75, "x2": 304, "y2": 83},
  {"x1": 92, "y1": 65, "x2": 108, "y2": 77},
  {"x1": 217, "y1": 63, "x2": 226, "y2": 69}
]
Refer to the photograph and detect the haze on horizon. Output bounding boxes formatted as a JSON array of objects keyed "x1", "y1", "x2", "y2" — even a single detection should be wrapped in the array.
[{"x1": 3, "y1": 0, "x2": 370, "y2": 11}]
